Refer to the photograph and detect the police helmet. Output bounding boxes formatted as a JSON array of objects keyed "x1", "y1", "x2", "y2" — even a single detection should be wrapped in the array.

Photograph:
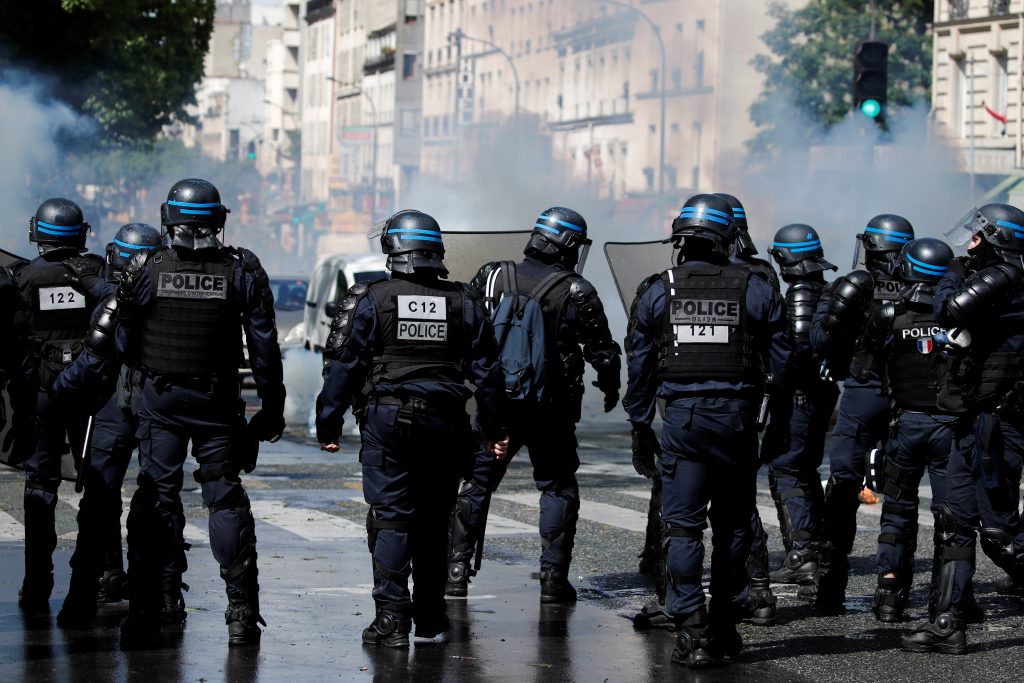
[
  {"x1": 714, "y1": 192, "x2": 757, "y2": 256},
  {"x1": 857, "y1": 214, "x2": 915, "y2": 271},
  {"x1": 524, "y1": 207, "x2": 589, "y2": 261},
  {"x1": 961, "y1": 204, "x2": 1024, "y2": 260},
  {"x1": 106, "y1": 223, "x2": 161, "y2": 272},
  {"x1": 29, "y1": 198, "x2": 89, "y2": 253},
  {"x1": 895, "y1": 237, "x2": 954, "y2": 284},
  {"x1": 671, "y1": 194, "x2": 736, "y2": 255},
  {"x1": 160, "y1": 178, "x2": 229, "y2": 251},
  {"x1": 768, "y1": 224, "x2": 837, "y2": 277},
  {"x1": 380, "y1": 209, "x2": 447, "y2": 276}
]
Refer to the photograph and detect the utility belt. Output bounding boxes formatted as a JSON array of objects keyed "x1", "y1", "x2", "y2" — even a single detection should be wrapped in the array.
[
  {"x1": 367, "y1": 393, "x2": 465, "y2": 435},
  {"x1": 148, "y1": 371, "x2": 241, "y2": 398},
  {"x1": 32, "y1": 337, "x2": 84, "y2": 392}
]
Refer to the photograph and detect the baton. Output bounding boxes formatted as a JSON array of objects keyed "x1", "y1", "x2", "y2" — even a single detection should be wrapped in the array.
[
  {"x1": 473, "y1": 490, "x2": 492, "y2": 573},
  {"x1": 75, "y1": 415, "x2": 94, "y2": 493}
]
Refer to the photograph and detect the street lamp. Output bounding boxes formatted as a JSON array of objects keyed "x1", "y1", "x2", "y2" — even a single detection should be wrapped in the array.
[
  {"x1": 332, "y1": 78, "x2": 380, "y2": 220},
  {"x1": 592, "y1": 0, "x2": 666, "y2": 198},
  {"x1": 448, "y1": 28, "x2": 520, "y2": 128}
]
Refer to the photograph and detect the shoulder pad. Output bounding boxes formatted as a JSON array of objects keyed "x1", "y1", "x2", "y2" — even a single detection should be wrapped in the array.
[
  {"x1": 85, "y1": 293, "x2": 119, "y2": 360},
  {"x1": 635, "y1": 273, "x2": 661, "y2": 299},
  {"x1": 846, "y1": 269, "x2": 875, "y2": 288},
  {"x1": 325, "y1": 282, "x2": 372, "y2": 356},
  {"x1": 460, "y1": 282, "x2": 482, "y2": 301},
  {"x1": 879, "y1": 301, "x2": 896, "y2": 322},
  {"x1": 233, "y1": 246, "x2": 263, "y2": 272},
  {"x1": 63, "y1": 253, "x2": 105, "y2": 277},
  {"x1": 568, "y1": 275, "x2": 596, "y2": 302},
  {"x1": 788, "y1": 281, "x2": 820, "y2": 303},
  {"x1": 469, "y1": 261, "x2": 501, "y2": 295}
]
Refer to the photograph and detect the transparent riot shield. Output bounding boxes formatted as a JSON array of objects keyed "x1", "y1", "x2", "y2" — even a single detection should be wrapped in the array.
[
  {"x1": 944, "y1": 207, "x2": 983, "y2": 248},
  {"x1": 0, "y1": 247, "x2": 78, "y2": 481},
  {"x1": 603, "y1": 240, "x2": 675, "y2": 314},
  {"x1": 441, "y1": 231, "x2": 533, "y2": 283}
]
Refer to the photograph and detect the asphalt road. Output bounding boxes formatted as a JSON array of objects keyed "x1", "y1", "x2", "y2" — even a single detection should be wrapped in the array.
[{"x1": 0, "y1": 387, "x2": 1022, "y2": 682}]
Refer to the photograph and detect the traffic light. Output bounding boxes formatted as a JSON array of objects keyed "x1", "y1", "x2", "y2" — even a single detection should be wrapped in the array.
[
  {"x1": 247, "y1": 141, "x2": 257, "y2": 161},
  {"x1": 853, "y1": 39, "x2": 888, "y2": 120}
]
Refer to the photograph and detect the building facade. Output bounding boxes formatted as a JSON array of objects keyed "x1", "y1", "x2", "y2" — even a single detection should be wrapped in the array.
[{"x1": 932, "y1": 0, "x2": 1024, "y2": 188}]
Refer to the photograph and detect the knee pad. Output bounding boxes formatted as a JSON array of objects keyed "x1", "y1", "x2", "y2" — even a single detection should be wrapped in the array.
[
  {"x1": 979, "y1": 528, "x2": 1015, "y2": 568},
  {"x1": 221, "y1": 526, "x2": 258, "y2": 583},
  {"x1": 366, "y1": 508, "x2": 411, "y2": 582},
  {"x1": 663, "y1": 524, "x2": 703, "y2": 588}
]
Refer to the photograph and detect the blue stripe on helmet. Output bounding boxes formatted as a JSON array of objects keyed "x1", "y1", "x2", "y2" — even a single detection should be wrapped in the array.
[
  {"x1": 535, "y1": 224, "x2": 561, "y2": 235},
  {"x1": 865, "y1": 226, "x2": 914, "y2": 239},
  {"x1": 905, "y1": 253, "x2": 948, "y2": 273},
  {"x1": 773, "y1": 239, "x2": 820, "y2": 248},
  {"x1": 678, "y1": 210, "x2": 730, "y2": 226},
  {"x1": 790, "y1": 245, "x2": 823, "y2": 253},
  {"x1": 733, "y1": 209, "x2": 746, "y2": 216},
  {"x1": 537, "y1": 215, "x2": 584, "y2": 232},
  {"x1": 37, "y1": 226, "x2": 81, "y2": 236},
  {"x1": 167, "y1": 200, "x2": 221, "y2": 208},
  {"x1": 997, "y1": 219, "x2": 1024, "y2": 233},
  {"x1": 387, "y1": 228, "x2": 441, "y2": 236},
  {"x1": 118, "y1": 251, "x2": 132, "y2": 258},
  {"x1": 911, "y1": 264, "x2": 944, "y2": 276},
  {"x1": 180, "y1": 209, "x2": 212, "y2": 215},
  {"x1": 114, "y1": 238, "x2": 157, "y2": 250},
  {"x1": 36, "y1": 220, "x2": 81, "y2": 233},
  {"x1": 681, "y1": 206, "x2": 731, "y2": 220}
]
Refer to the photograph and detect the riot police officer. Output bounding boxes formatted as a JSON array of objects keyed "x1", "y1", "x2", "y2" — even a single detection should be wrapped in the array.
[
  {"x1": 859, "y1": 237, "x2": 963, "y2": 623},
  {"x1": 115, "y1": 179, "x2": 285, "y2": 646},
  {"x1": 626, "y1": 194, "x2": 792, "y2": 668},
  {"x1": 315, "y1": 210, "x2": 508, "y2": 648},
  {"x1": 717, "y1": 192, "x2": 781, "y2": 291},
  {"x1": 761, "y1": 225, "x2": 839, "y2": 591},
  {"x1": 7, "y1": 198, "x2": 105, "y2": 613},
  {"x1": 810, "y1": 214, "x2": 915, "y2": 613},
  {"x1": 55, "y1": 223, "x2": 162, "y2": 627},
  {"x1": 902, "y1": 204, "x2": 1024, "y2": 653},
  {"x1": 443, "y1": 207, "x2": 621, "y2": 603}
]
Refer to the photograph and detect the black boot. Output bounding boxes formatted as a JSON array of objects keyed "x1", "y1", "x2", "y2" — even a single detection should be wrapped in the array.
[
  {"x1": 873, "y1": 576, "x2": 908, "y2": 623},
  {"x1": 120, "y1": 598, "x2": 163, "y2": 650},
  {"x1": 770, "y1": 548, "x2": 818, "y2": 585},
  {"x1": 632, "y1": 601, "x2": 673, "y2": 631},
  {"x1": 414, "y1": 612, "x2": 449, "y2": 639},
  {"x1": 814, "y1": 550, "x2": 848, "y2": 615},
  {"x1": 539, "y1": 568, "x2": 577, "y2": 604},
  {"x1": 18, "y1": 573, "x2": 54, "y2": 616},
  {"x1": 161, "y1": 588, "x2": 187, "y2": 626},
  {"x1": 900, "y1": 611, "x2": 966, "y2": 655},
  {"x1": 226, "y1": 599, "x2": 266, "y2": 646},
  {"x1": 444, "y1": 560, "x2": 475, "y2": 598},
  {"x1": 671, "y1": 608, "x2": 714, "y2": 668},
  {"x1": 97, "y1": 568, "x2": 129, "y2": 604},
  {"x1": 57, "y1": 573, "x2": 99, "y2": 628},
  {"x1": 740, "y1": 577, "x2": 777, "y2": 626},
  {"x1": 993, "y1": 573, "x2": 1024, "y2": 597},
  {"x1": 362, "y1": 608, "x2": 412, "y2": 648}
]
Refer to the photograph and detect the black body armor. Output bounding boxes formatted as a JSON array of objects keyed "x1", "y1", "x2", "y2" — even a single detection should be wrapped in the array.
[
  {"x1": 656, "y1": 264, "x2": 762, "y2": 385},
  {"x1": 848, "y1": 273, "x2": 900, "y2": 382},
  {"x1": 888, "y1": 304, "x2": 946, "y2": 411},
  {"x1": 366, "y1": 277, "x2": 467, "y2": 387},
  {"x1": 139, "y1": 247, "x2": 241, "y2": 376}
]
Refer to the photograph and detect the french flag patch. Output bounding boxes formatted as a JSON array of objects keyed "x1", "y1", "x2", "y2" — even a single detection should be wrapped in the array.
[{"x1": 917, "y1": 338, "x2": 934, "y2": 354}]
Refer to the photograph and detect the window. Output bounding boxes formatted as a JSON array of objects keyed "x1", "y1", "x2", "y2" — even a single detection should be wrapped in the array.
[
  {"x1": 994, "y1": 54, "x2": 1009, "y2": 135},
  {"x1": 957, "y1": 58, "x2": 972, "y2": 138},
  {"x1": 403, "y1": 52, "x2": 417, "y2": 80},
  {"x1": 400, "y1": 109, "x2": 418, "y2": 136}
]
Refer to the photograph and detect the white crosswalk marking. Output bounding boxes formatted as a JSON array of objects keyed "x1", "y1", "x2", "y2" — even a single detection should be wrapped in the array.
[
  {"x1": 0, "y1": 510, "x2": 22, "y2": 541},
  {"x1": 495, "y1": 491, "x2": 649, "y2": 533},
  {"x1": 330, "y1": 490, "x2": 535, "y2": 537},
  {"x1": 250, "y1": 500, "x2": 366, "y2": 541}
]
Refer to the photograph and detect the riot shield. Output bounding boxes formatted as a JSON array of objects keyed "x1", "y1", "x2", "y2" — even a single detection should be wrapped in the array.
[
  {"x1": 603, "y1": 239, "x2": 675, "y2": 314},
  {"x1": 0, "y1": 247, "x2": 78, "y2": 481},
  {"x1": 441, "y1": 231, "x2": 532, "y2": 284}
]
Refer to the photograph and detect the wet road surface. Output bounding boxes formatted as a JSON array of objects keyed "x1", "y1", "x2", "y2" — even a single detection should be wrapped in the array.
[{"x1": 1, "y1": 391, "x2": 1023, "y2": 681}]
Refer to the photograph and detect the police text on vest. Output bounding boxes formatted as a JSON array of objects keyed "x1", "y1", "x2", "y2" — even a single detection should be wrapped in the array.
[{"x1": 157, "y1": 273, "x2": 228, "y2": 300}]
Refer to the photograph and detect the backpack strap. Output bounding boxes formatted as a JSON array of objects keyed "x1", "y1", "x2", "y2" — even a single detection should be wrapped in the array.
[{"x1": 528, "y1": 270, "x2": 574, "y2": 304}]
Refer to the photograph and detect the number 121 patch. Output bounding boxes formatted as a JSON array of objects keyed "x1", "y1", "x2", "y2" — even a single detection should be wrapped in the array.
[{"x1": 675, "y1": 324, "x2": 729, "y2": 343}]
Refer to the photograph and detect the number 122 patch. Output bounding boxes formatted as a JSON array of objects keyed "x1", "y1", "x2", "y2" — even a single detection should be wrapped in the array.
[{"x1": 39, "y1": 286, "x2": 85, "y2": 311}]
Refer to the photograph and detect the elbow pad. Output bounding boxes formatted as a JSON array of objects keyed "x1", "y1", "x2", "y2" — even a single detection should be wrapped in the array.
[
  {"x1": 570, "y1": 278, "x2": 615, "y2": 344},
  {"x1": 862, "y1": 302, "x2": 894, "y2": 356},
  {"x1": 324, "y1": 282, "x2": 370, "y2": 358},
  {"x1": 820, "y1": 271, "x2": 874, "y2": 341},
  {"x1": 85, "y1": 295, "x2": 119, "y2": 361},
  {"x1": 946, "y1": 263, "x2": 1024, "y2": 328},
  {"x1": 786, "y1": 282, "x2": 821, "y2": 342}
]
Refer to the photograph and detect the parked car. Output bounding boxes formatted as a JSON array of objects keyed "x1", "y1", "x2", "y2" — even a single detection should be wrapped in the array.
[
  {"x1": 303, "y1": 253, "x2": 388, "y2": 352},
  {"x1": 239, "y1": 275, "x2": 310, "y2": 386}
]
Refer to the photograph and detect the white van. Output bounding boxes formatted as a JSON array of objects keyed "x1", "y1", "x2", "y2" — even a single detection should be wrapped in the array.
[{"x1": 303, "y1": 253, "x2": 388, "y2": 352}]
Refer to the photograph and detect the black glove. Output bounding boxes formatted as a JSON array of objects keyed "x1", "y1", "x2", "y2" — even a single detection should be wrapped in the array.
[
  {"x1": 249, "y1": 408, "x2": 285, "y2": 443},
  {"x1": 316, "y1": 417, "x2": 341, "y2": 447},
  {"x1": 631, "y1": 424, "x2": 661, "y2": 479},
  {"x1": 593, "y1": 381, "x2": 620, "y2": 413},
  {"x1": 947, "y1": 257, "x2": 968, "y2": 278},
  {"x1": 241, "y1": 421, "x2": 261, "y2": 473}
]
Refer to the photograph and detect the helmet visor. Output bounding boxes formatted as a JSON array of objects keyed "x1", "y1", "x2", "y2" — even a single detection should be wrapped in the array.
[{"x1": 944, "y1": 207, "x2": 983, "y2": 247}]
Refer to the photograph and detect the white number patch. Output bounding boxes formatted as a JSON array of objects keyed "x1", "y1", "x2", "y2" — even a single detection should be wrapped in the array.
[
  {"x1": 397, "y1": 295, "x2": 446, "y2": 320},
  {"x1": 675, "y1": 324, "x2": 729, "y2": 344},
  {"x1": 38, "y1": 286, "x2": 85, "y2": 311}
]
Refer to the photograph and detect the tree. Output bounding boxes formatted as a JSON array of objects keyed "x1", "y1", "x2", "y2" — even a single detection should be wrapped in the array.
[
  {"x1": 749, "y1": 0, "x2": 933, "y2": 155},
  {"x1": 0, "y1": 0, "x2": 215, "y2": 141}
]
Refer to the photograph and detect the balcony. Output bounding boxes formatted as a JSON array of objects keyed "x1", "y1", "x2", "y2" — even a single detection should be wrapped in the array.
[
  {"x1": 306, "y1": 0, "x2": 334, "y2": 24},
  {"x1": 364, "y1": 49, "x2": 396, "y2": 75}
]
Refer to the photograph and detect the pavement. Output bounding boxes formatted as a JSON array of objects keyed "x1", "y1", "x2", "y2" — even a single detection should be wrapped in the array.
[{"x1": 1, "y1": 389, "x2": 1023, "y2": 682}]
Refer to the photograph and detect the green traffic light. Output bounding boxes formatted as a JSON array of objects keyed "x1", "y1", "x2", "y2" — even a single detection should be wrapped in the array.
[
  {"x1": 248, "y1": 152, "x2": 256, "y2": 160},
  {"x1": 860, "y1": 99, "x2": 881, "y2": 118}
]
